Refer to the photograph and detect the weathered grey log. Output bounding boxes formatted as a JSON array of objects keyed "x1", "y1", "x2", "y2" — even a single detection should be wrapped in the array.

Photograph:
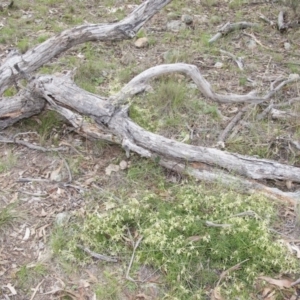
[
  {"x1": 0, "y1": 0, "x2": 172, "y2": 95},
  {"x1": 0, "y1": 0, "x2": 300, "y2": 200},
  {"x1": 8, "y1": 72, "x2": 300, "y2": 185},
  {"x1": 0, "y1": 86, "x2": 45, "y2": 129}
]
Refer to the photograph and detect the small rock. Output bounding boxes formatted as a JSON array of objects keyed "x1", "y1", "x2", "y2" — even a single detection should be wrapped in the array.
[
  {"x1": 119, "y1": 160, "x2": 128, "y2": 170},
  {"x1": 214, "y1": 62, "x2": 223, "y2": 69},
  {"x1": 21, "y1": 14, "x2": 32, "y2": 19},
  {"x1": 39, "y1": 241, "x2": 45, "y2": 250},
  {"x1": 284, "y1": 42, "x2": 291, "y2": 50},
  {"x1": 134, "y1": 37, "x2": 149, "y2": 48},
  {"x1": 166, "y1": 20, "x2": 186, "y2": 32},
  {"x1": 181, "y1": 14, "x2": 193, "y2": 25}
]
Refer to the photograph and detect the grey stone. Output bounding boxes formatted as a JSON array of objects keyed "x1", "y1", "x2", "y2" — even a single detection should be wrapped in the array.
[
  {"x1": 181, "y1": 14, "x2": 193, "y2": 25},
  {"x1": 284, "y1": 42, "x2": 291, "y2": 50}
]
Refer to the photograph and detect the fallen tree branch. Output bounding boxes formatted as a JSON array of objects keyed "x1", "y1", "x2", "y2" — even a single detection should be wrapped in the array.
[
  {"x1": 209, "y1": 22, "x2": 258, "y2": 44},
  {"x1": 1, "y1": 0, "x2": 300, "y2": 198},
  {"x1": 218, "y1": 105, "x2": 249, "y2": 145},
  {"x1": 2, "y1": 66, "x2": 300, "y2": 184},
  {"x1": 0, "y1": 134, "x2": 68, "y2": 152},
  {"x1": 0, "y1": 0, "x2": 172, "y2": 95},
  {"x1": 159, "y1": 158, "x2": 300, "y2": 205}
]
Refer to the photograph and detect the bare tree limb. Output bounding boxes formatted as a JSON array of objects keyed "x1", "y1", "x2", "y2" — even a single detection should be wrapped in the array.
[
  {"x1": 209, "y1": 22, "x2": 258, "y2": 44},
  {"x1": 1, "y1": 0, "x2": 300, "y2": 198},
  {"x1": 0, "y1": 0, "x2": 172, "y2": 94}
]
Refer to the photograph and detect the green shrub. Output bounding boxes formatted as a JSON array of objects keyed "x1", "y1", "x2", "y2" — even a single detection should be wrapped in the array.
[{"x1": 62, "y1": 184, "x2": 299, "y2": 297}]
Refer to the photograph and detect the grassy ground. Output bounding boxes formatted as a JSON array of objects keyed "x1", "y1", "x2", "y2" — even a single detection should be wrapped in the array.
[{"x1": 1, "y1": 0, "x2": 300, "y2": 299}]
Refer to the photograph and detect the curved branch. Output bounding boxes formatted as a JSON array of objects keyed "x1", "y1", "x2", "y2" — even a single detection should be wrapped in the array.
[
  {"x1": 2, "y1": 61, "x2": 300, "y2": 184},
  {"x1": 112, "y1": 64, "x2": 300, "y2": 105},
  {"x1": 113, "y1": 64, "x2": 264, "y2": 104},
  {"x1": 1, "y1": 1, "x2": 300, "y2": 198},
  {"x1": 25, "y1": 72, "x2": 300, "y2": 184}
]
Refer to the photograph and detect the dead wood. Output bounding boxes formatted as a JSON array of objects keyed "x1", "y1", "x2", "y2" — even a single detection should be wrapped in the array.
[
  {"x1": 0, "y1": 0, "x2": 172, "y2": 94},
  {"x1": 159, "y1": 158, "x2": 300, "y2": 205},
  {"x1": 209, "y1": 22, "x2": 258, "y2": 44},
  {"x1": 218, "y1": 105, "x2": 249, "y2": 145},
  {"x1": 278, "y1": 11, "x2": 288, "y2": 31},
  {"x1": 0, "y1": 134, "x2": 68, "y2": 152},
  {"x1": 0, "y1": 0, "x2": 300, "y2": 201},
  {"x1": 5, "y1": 70, "x2": 299, "y2": 186},
  {"x1": 220, "y1": 49, "x2": 244, "y2": 70}
]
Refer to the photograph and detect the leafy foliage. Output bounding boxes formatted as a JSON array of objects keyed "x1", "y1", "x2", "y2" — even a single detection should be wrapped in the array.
[{"x1": 57, "y1": 173, "x2": 299, "y2": 297}]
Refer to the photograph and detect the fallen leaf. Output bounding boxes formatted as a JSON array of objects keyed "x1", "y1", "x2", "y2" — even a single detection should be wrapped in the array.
[
  {"x1": 135, "y1": 293, "x2": 147, "y2": 299},
  {"x1": 4, "y1": 283, "x2": 17, "y2": 295},
  {"x1": 262, "y1": 287, "x2": 276, "y2": 300},
  {"x1": 23, "y1": 227, "x2": 30, "y2": 241},
  {"x1": 85, "y1": 270, "x2": 98, "y2": 283},
  {"x1": 259, "y1": 276, "x2": 292, "y2": 288},
  {"x1": 211, "y1": 286, "x2": 224, "y2": 300},
  {"x1": 40, "y1": 208, "x2": 47, "y2": 217},
  {"x1": 79, "y1": 279, "x2": 90, "y2": 288},
  {"x1": 84, "y1": 177, "x2": 96, "y2": 186}
]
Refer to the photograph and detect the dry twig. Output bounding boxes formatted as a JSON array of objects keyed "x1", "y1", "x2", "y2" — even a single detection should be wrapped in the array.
[
  {"x1": 30, "y1": 279, "x2": 45, "y2": 300},
  {"x1": 58, "y1": 153, "x2": 72, "y2": 183},
  {"x1": 77, "y1": 245, "x2": 118, "y2": 262},
  {"x1": 0, "y1": 135, "x2": 68, "y2": 152},
  {"x1": 218, "y1": 107, "x2": 248, "y2": 145},
  {"x1": 220, "y1": 49, "x2": 244, "y2": 70},
  {"x1": 125, "y1": 235, "x2": 144, "y2": 282},
  {"x1": 216, "y1": 259, "x2": 249, "y2": 286}
]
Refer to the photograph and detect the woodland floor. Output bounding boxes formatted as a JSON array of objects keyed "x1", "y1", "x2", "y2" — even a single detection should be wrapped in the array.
[{"x1": 1, "y1": 0, "x2": 300, "y2": 299}]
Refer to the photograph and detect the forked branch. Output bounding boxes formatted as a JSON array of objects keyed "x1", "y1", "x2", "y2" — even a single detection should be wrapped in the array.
[{"x1": 0, "y1": 0, "x2": 300, "y2": 201}]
